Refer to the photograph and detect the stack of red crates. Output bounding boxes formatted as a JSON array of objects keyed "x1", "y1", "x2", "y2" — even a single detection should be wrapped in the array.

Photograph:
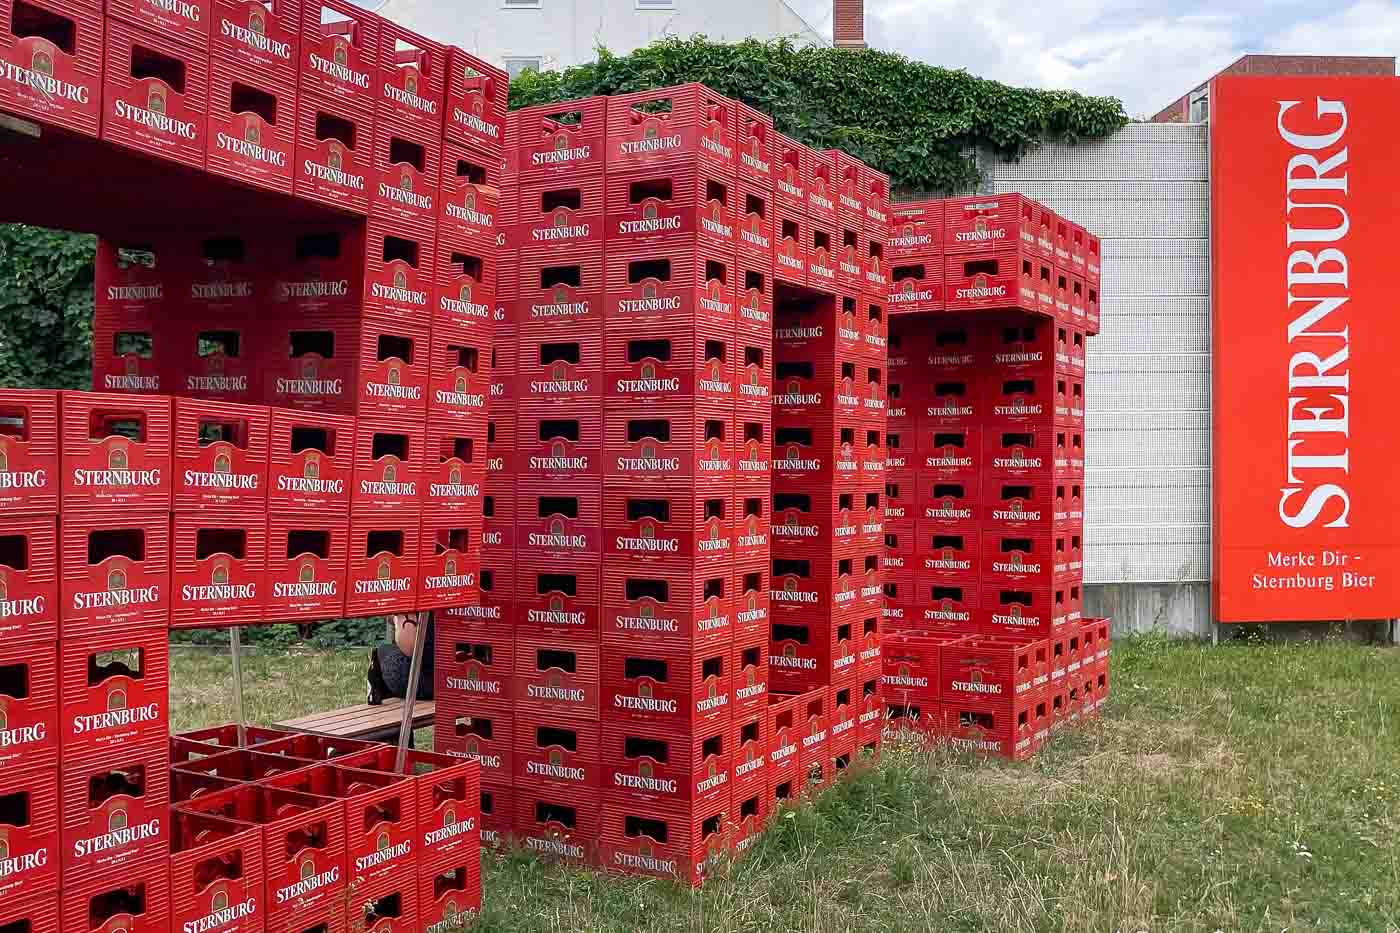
[{"x1": 881, "y1": 194, "x2": 1109, "y2": 758}]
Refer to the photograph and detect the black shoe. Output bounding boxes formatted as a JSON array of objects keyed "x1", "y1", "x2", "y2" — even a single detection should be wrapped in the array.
[{"x1": 366, "y1": 649, "x2": 388, "y2": 706}]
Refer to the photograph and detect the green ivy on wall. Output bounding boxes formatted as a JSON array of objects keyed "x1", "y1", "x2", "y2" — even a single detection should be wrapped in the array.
[
  {"x1": 510, "y1": 37, "x2": 1128, "y2": 195},
  {"x1": 0, "y1": 225, "x2": 94, "y2": 390}
]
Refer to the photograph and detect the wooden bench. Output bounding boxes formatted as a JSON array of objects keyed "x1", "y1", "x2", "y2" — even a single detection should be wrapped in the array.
[{"x1": 277, "y1": 698, "x2": 435, "y2": 744}]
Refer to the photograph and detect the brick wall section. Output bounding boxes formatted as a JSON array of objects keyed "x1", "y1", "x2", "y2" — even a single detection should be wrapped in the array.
[
  {"x1": 833, "y1": 0, "x2": 864, "y2": 47},
  {"x1": 1151, "y1": 54, "x2": 1396, "y2": 122}
]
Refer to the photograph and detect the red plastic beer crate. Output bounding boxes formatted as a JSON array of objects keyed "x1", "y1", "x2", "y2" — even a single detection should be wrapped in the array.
[
  {"x1": 602, "y1": 718, "x2": 730, "y2": 808},
  {"x1": 369, "y1": 122, "x2": 441, "y2": 233},
  {"x1": 351, "y1": 314, "x2": 429, "y2": 418},
  {"x1": 169, "y1": 809, "x2": 264, "y2": 933},
  {"x1": 61, "y1": 391, "x2": 172, "y2": 510},
  {"x1": 808, "y1": 223, "x2": 840, "y2": 292},
  {"x1": 415, "y1": 519, "x2": 479, "y2": 611},
  {"x1": 978, "y1": 584, "x2": 1058, "y2": 639},
  {"x1": 772, "y1": 131, "x2": 809, "y2": 212},
  {"x1": 604, "y1": 321, "x2": 734, "y2": 407},
  {"x1": 0, "y1": 389, "x2": 58, "y2": 515},
  {"x1": 0, "y1": 764, "x2": 57, "y2": 903},
  {"x1": 424, "y1": 334, "x2": 487, "y2": 427},
  {"x1": 735, "y1": 100, "x2": 773, "y2": 185},
  {"x1": 346, "y1": 874, "x2": 418, "y2": 932},
  {"x1": 173, "y1": 398, "x2": 269, "y2": 509},
  {"x1": 833, "y1": 225, "x2": 865, "y2": 292},
  {"x1": 917, "y1": 525, "x2": 980, "y2": 583},
  {"x1": 60, "y1": 627, "x2": 167, "y2": 759},
  {"x1": 438, "y1": 143, "x2": 503, "y2": 256},
  {"x1": 887, "y1": 260, "x2": 944, "y2": 315},
  {"x1": 606, "y1": 83, "x2": 736, "y2": 175},
  {"x1": 923, "y1": 373, "x2": 982, "y2": 425},
  {"x1": 435, "y1": 627, "x2": 513, "y2": 712},
  {"x1": 943, "y1": 194, "x2": 1036, "y2": 254},
  {"x1": 514, "y1": 634, "x2": 600, "y2": 720},
  {"x1": 729, "y1": 708, "x2": 767, "y2": 802},
  {"x1": 794, "y1": 688, "x2": 830, "y2": 785},
  {"x1": 60, "y1": 509, "x2": 170, "y2": 635},
  {"x1": 434, "y1": 703, "x2": 512, "y2": 783},
  {"x1": 0, "y1": 893, "x2": 58, "y2": 933},
  {"x1": 345, "y1": 512, "x2": 420, "y2": 616},
  {"x1": 861, "y1": 164, "x2": 890, "y2": 235},
  {"x1": 941, "y1": 689, "x2": 1049, "y2": 760},
  {"x1": 518, "y1": 251, "x2": 603, "y2": 331},
  {"x1": 514, "y1": 714, "x2": 600, "y2": 794},
  {"x1": 266, "y1": 408, "x2": 352, "y2": 512},
  {"x1": 768, "y1": 616, "x2": 840, "y2": 693},
  {"x1": 363, "y1": 219, "x2": 435, "y2": 321},
  {"x1": 940, "y1": 249, "x2": 1026, "y2": 312},
  {"x1": 0, "y1": 0, "x2": 103, "y2": 136},
  {"x1": 513, "y1": 96, "x2": 606, "y2": 181},
  {"x1": 62, "y1": 738, "x2": 169, "y2": 881},
  {"x1": 882, "y1": 476, "x2": 915, "y2": 531},
  {"x1": 600, "y1": 795, "x2": 729, "y2": 887},
  {"x1": 605, "y1": 243, "x2": 736, "y2": 329},
  {"x1": 0, "y1": 640, "x2": 57, "y2": 776},
  {"x1": 424, "y1": 417, "x2": 485, "y2": 514},
  {"x1": 916, "y1": 579, "x2": 979, "y2": 633},
  {"x1": 736, "y1": 255, "x2": 773, "y2": 337},
  {"x1": 772, "y1": 487, "x2": 860, "y2": 554},
  {"x1": 62, "y1": 854, "x2": 172, "y2": 933},
  {"x1": 479, "y1": 479, "x2": 515, "y2": 559},
  {"x1": 374, "y1": 16, "x2": 443, "y2": 129},
  {"x1": 771, "y1": 551, "x2": 862, "y2": 622},
  {"x1": 514, "y1": 555, "x2": 599, "y2": 638},
  {"x1": 601, "y1": 558, "x2": 732, "y2": 651},
  {"x1": 352, "y1": 415, "x2": 425, "y2": 514},
  {"x1": 163, "y1": 320, "x2": 258, "y2": 407},
  {"x1": 772, "y1": 415, "x2": 860, "y2": 489},
  {"x1": 734, "y1": 176, "x2": 774, "y2": 262},
  {"x1": 982, "y1": 477, "x2": 1056, "y2": 531},
  {"x1": 889, "y1": 200, "x2": 942, "y2": 261},
  {"x1": 515, "y1": 481, "x2": 600, "y2": 562},
  {"x1": 293, "y1": 90, "x2": 372, "y2": 213},
  {"x1": 517, "y1": 173, "x2": 603, "y2": 253},
  {"x1": 434, "y1": 249, "x2": 496, "y2": 344},
  {"x1": 765, "y1": 697, "x2": 801, "y2": 801},
  {"x1": 109, "y1": 0, "x2": 210, "y2": 50},
  {"x1": 443, "y1": 45, "x2": 505, "y2": 154},
  {"x1": 939, "y1": 635, "x2": 1046, "y2": 703},
  {"x1": 206, "y1": 56, "x2": 296, "y2": 193},
  {"x1": 262, "y1": 314, "x2": 357, "y2": 415},
  {"x1": 602, "y1": 644, "x2": 730, "y2": 730},
  {"x1": 604, "y1": 400, "x2": 735, "y2": 488},
  {"x1": 212, "y1": 0, "x2": 298, "y2": 74},
  {"x1": 102, "y1": 19, "x2": 208, "y2": 169},
  {"x1": 476, "y1": 783, "x2": 509, "y2": 848},
  {"x1": 603, "y1": 484, "x2": 732, "y2": 567},
  {"x1": 734, "y1": 491, "x2": 770, "y2": 562},
  {"x1": 298, "y1": 0, "x2": 377, "y2": 112},
  {"x1": 513, "y1": 790, "x2": 598, "y2": 865},
  {"x1": 774, "y1": 206, "x2": 808, "y2": 286},
  {"x1": 514, "y1": 327, "x2": 600, "y2": 409},
  {"x1": 418, "y1": 860, "x2": 481, "y2": 927},
  {"x1": 733, "y1": 630, "x2": 769, "y2": 717},
  {"x1": 264, "y1": 513, "x2": 348, "y2": 621},
  {"x1": 0, "y1": 515, "x2": 57, "y2": 647}
]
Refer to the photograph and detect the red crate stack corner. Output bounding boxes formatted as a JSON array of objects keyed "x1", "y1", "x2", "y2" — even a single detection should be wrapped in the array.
[
  {"x1": 207, "y1": 54, "x2": 298, "y2": 194},
  {"x1": 102, "y1": 17, "x2": 210, "y2": 170}
]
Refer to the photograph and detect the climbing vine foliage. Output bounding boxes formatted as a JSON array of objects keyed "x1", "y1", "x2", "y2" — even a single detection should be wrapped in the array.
[
  {"x1": 510, "y1": 36, "x2": 1128, "y2": 195},
  {"x1": 0, "y1": 225, "x2": 94, "y2": 390}
]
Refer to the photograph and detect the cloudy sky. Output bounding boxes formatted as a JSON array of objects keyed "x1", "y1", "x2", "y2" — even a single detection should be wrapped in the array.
[{"x1": 785, "y1": 0, "x2": 1400, "y2": 116}]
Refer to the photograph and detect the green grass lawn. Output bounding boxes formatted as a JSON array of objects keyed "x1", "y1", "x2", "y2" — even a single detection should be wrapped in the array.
[{"x1": 170, "y1": 637, "x2": 1400, "y2": 932}]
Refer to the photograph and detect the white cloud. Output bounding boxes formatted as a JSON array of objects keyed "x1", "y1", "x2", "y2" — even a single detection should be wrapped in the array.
[{"x1": 788, "y1": 0, "x2": 1398, "y2": 118}]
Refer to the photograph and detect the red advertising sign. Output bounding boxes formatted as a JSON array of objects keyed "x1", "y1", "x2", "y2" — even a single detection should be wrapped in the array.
[{"x1": 1211, "y1": 76, "x2": 1400, "y2": 621}]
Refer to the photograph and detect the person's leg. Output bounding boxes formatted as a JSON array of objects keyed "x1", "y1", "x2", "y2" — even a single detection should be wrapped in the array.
[{"x1": 366, "y1": 645, "x2": 390, "y2": 705}]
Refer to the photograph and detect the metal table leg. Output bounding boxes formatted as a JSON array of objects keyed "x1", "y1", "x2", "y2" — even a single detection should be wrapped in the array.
[
  {"x1": 394, "y1": 611, "x2": 430, "y2": 773},
  {"x1": 230, "y1": 626, "x2": 246, "y2": 747}
]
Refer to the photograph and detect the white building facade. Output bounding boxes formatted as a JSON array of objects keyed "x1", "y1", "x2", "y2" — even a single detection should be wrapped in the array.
[{"x1": 380, "y1": 0, "x2": 828, "y2": 77}]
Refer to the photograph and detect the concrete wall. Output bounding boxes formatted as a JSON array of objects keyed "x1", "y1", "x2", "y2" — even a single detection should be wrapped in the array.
[
  {"x1": 982, "y1": 123, "x2": 1214, "y2": 637},
  {"x1": 381, "y1": 0, "x2": 826, "y2": 73}
]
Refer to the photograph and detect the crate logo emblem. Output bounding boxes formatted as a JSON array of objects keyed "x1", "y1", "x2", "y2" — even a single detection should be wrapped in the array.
[
  {"x1": 641, "y1": 443, "x2": 656, "y2": 461},
  {"x1": 747, "y1": 292, "x2": 761, "y2": 313},
  {"x1": 247, "y1": 6, "x2": 265, "y2": 34},
  {"x1": 943, "y1": 547, "x2": 955, "y2": 562},
  {"x1": 213, "y1": 451, "x2": 233, "y2": 474},
  {"x1": 638, "y1": 682, "x2": 652, "y2": 699},
  {"x1": 303, "y1": 453, "x2": 321, "y2": 480},
  {"x1": 108, "y1": 566, "x2": 128, "y2": 592},
  {"x1": 643, "y1": 124, "x2": 659, "y2": 141},
  {"x1": 745, "y1": 667, "x2": 755, "y2": 687},
  {"x1": 975, "y1": 273, "x2": 989, "y2": 292},
  {"x1": 298, "y1": 558, "x2": 316, "y2": 583},
  {"x1": 1009, "y1": 605, "x2": 1022, "y2": 619},
  {"x1": 386, "y1": 363, "x2": 401, "y2": 386},
  {"x1": 640, "y1": 362, "x2": 656, "y2": 380},
  {"x1": 445, "y1": 555, "x2": 458, "y2": 576},
  {"x1": 212, "y1": 559, "x2": 230, "y2": 586},
  {"x1": 549, "y1": 518, "x2": 565, "y2": 536},
  {"x1": 393, "y1": 268, "x2": 409, "y2": 290},
  {"x1": 399, "y1": 167, "x2": 415, "y2": 191},
  {"x1": 942, "y1": 598, "x2": 956, "y2": 612},
  {"x1": 376, "y1": 831, "x2": 391, "y2": 852},
  {"x1": 110, "y1": 805, "x2": 129, "y2": 832},
  {"x1": 332, "y1": 39, "x2": 349, "y2": 66},
  {"x1": 449, "y1": 464, "x2": 463, "y2": 485},
  {"x1": 377, "y1": 556, "x2": 393, "y2": 579},
  {"x1": 463, "y1": 189, "x2": 478, "y2": 212},
  {"x1": 149, "y1": 84, "x2": 167, "y2": 115},
  {"x1": 554, "y1": 132, "x2": 570, "y2": 151},
  {"x1": 974, "y1": 217, "x2": 989, "y2": 237},
  {"x1": 301, "y1": 857, "x2": 316, "y2": 880},
  {"x1": 902, "y1": 223, "x2": 915, "y2": 240},
  {"x1": 109, "y1": 444, "x2": 129, "y2": 471},
  {"x1": 549, "y1": 749, "x2": 563, "y2": 767},
  {"x1": 546, "y1": 671, "x2": 562, "y2": 689},
  {"x1": 640, "y1": 522, "x2": 655, "y2": 540},
  {"x1": 551, "y1": 440, "x2": 566, "y2": 458},
  {"x1": 551, "y1": 360, "x2": 568, "y2": 381},
  {"x1": 902, "y1": 280, "x2": 915, "y2": 299},
  {"x1": 643, "y1": 203, "x2": 658, "y2": 221},
  {"x1": 746, "y1": 592, "x2": 757, "y2": 613},
  {"x1": 31, "y1": 45, "x2": 53, "y2": 76},
  {"x1": 641, "y1": 282, "x2": 657, "y2": 299},
  {"x1": 458, "y1": 281, "x2": 474, "y2": 304},
  {"x1": 553, "y1": 285, "x2": 569, "y2": 304},
  {"x1": 382, "y1": 461, "x2": 398, "y2": 483},
  {"x1": 245, "y1": 120, "x2": 261, "y2": 146},
  {"x1": 404, "y1": 69, "x2": 420, "y2": 96},
  {"x1": 1010, "y1": 552, "x2": 1023, "y2": 568},
  {"x1": 639, "y1": 761, "x2": 653, "y2": 779}
]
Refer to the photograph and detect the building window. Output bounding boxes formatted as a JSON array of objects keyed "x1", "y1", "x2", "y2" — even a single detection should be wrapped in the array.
[
  {"x1": 505, "y1": 57, "x2": 543, "y2": 79},
  {"x1": 502, "y1": 0, "x2": 540, "y2": 8},
  {"x1": 1188, "y1": 88, "x2": 1209, "y2": 123},
  {"x1": 636, "y1": 0, "x2": 675, "y2": 8}
]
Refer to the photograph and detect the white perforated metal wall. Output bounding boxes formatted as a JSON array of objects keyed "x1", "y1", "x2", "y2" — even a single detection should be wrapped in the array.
[{"x1": 983, "y1": 123, "x2": 1211, "y2": 584}]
